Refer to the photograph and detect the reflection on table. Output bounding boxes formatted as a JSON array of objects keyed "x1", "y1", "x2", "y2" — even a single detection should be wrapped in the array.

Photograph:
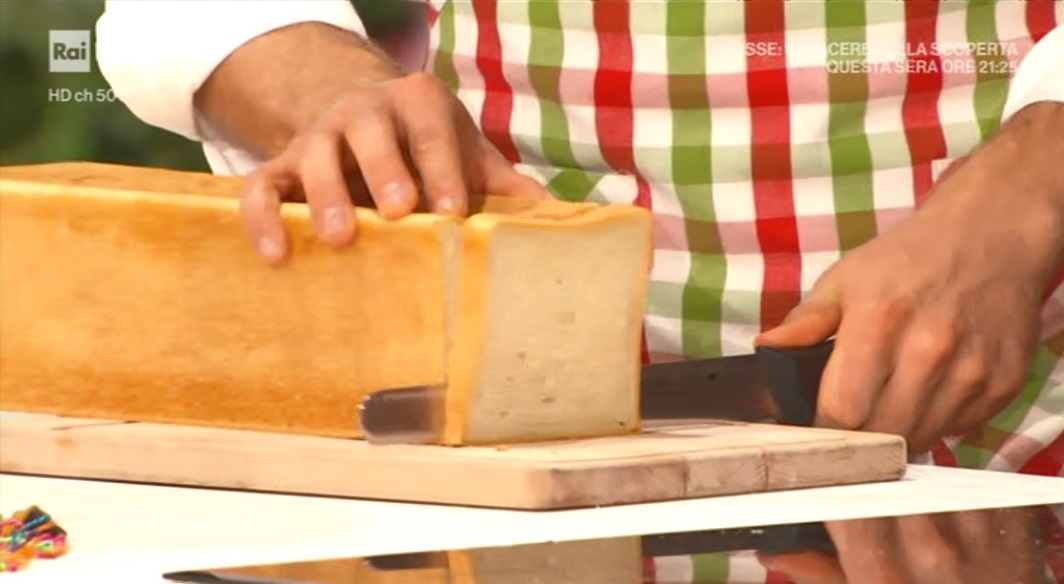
[{"x1": 165, "y1": 504, "x2": 1064, "y2": 584}]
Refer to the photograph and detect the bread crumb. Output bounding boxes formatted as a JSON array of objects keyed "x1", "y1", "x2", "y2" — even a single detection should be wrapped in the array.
[{"x1": 495, "y1": 445, "x2": 510, "y2": 452}]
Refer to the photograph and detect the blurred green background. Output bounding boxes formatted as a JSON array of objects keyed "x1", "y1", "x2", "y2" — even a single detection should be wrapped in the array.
[
  {"x1": 0, "y1": 1, "x2": 415, "y2": 172},
  {"x1": 0, "y1": 1, "x2": 210, "y2": 171}
]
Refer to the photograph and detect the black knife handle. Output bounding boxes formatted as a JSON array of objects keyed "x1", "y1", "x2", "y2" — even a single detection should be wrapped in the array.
[
  {"x1": 755, "y1": 339, "x2": 834, "y2": 426},
  {"x1": 365, "y1": 552, "x2": 447, "y2": 570},
  {"x1": 641, "y1": 521, "x2": 836, "y2": 557}
]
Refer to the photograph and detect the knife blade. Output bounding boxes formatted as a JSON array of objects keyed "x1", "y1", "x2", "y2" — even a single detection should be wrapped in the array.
[
  {"x1": 357, "y1": 339, "x2": 834, "y2": 445},
  {"x1": 163, "y1": 522, "x2": 835, "y2": 583}
]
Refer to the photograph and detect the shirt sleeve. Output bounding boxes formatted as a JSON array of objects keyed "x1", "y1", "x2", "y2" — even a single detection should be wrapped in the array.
[
  {"x1": 1002, "y1": 24, "x2": 1064, "y2": 121},
  {"x1": 94, "y1": 0, "x2": 366, "y2": 142}
]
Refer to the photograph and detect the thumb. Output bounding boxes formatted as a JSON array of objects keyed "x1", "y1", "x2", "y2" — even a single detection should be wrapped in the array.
[
  {"x1": 479, "y1": 144, "x2": 553, "y2": 200},
  {"x1": 755, "y1": 294, "x2": 842, "y2": 349},
  {"x1": 494, "y1": 169, "x2": 554, "y2": 200},
  {"x1": 486, "y1": 163, "x2": 553, "y2": 200}
]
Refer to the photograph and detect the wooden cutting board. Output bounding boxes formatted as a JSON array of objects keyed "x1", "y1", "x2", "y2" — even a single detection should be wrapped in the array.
[{"x1": 0, "y1": 416, "x2": 906, "y2": 510}]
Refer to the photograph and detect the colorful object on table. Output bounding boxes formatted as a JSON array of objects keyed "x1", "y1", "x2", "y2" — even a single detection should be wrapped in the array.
[{"x1": 0, "y1": 506, "x2": 68, "y2": 572}]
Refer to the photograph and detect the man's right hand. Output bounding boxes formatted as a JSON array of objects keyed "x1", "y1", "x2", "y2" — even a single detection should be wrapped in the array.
[
  {"x1": 756, "y1": 508, "x2": 1047, "y2": 584},
  {"x1": 194, "y1": 23, "x2": 548, "y2": 263}
]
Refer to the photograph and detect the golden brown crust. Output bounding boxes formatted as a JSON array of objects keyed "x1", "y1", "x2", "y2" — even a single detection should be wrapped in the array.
[
  {"x1": 1, "y1": 163, "x2": 450, "y2": 438},
  {"x1": 1, "y1": 162, "x2": 651, "y2": 444},
  {"x1": 0, "y1": 161, "x2": 245, "y2": 200}
]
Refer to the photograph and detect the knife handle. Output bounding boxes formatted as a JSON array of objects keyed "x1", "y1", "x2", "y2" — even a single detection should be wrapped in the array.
[
  {"x1": 366, "y1": 552, "x2": 448, "y2": 570},
  {"x1": 641, "y1": 521, "x2": 836, "y2": 556},
  {"x1": 755, "y1": 339, "x2": 834, "y2": 426}
]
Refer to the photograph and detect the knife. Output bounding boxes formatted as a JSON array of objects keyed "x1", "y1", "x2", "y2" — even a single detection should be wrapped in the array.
[
  {"x1": 162, "y1": 522, "x2": 837, "y2": 584},
  {"x1": 360, "y1": 522, "x2": 835, "y2": 570},
  {"x1": 357, "y1": 339, "x2": 834, "y2": 445}
]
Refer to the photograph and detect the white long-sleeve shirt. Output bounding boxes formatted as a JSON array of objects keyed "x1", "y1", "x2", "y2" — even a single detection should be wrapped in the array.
[{"x1": 94, "y1": 1, "x2": 1064, "y2": 177}]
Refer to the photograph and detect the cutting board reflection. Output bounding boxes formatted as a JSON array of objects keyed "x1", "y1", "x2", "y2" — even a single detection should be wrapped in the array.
[{"x1": 0, "y1": 416, "x2": 905, "y2": 509}]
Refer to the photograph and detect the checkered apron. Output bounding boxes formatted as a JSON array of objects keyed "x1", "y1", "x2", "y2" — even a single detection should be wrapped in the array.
[{"x1": 416, "y1": 2, "x2": 1063, "y2": 580}]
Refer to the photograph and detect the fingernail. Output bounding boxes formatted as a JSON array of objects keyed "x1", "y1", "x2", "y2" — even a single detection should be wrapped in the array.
[
  {"x1": 382, "y1": 182, "x2": 411, "y2": 210},
  {"x1": 435, "y1": 195, "x2": 461, "y2": 215},
  {"x1": 258, "y1": 236, "x2": 284, "y2": 261},
  {"x1": 322, "y1": 206, "x2": 349, "y2": 237}
]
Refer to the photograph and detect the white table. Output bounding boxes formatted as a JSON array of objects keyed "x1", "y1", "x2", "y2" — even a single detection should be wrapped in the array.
[{"x1": 3, "y1": 466, "x2": 1064, "y2": 583}]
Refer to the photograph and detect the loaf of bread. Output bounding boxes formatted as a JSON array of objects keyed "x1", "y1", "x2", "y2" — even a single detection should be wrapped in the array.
[
  {"x1": 447, "y1": 538, "x2": 642, "y2": 584},
  {"x1": 0, "y1": 162, "x2": 652, "y2": 445},
  {"x1": 219, "y1": 556, "x2": 447, "y2": 584},
  {"x1": 210, "y1": 537, "x2": 641, "y2": 584}
]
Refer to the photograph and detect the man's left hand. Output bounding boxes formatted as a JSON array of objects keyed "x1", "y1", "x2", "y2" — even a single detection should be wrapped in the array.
[
  {"x1": 756, "y1": 508, "x2": 1045, "y2": 584},
  {"x1": 756, "y1": 102, "x2": 1064, "y2": 454}
]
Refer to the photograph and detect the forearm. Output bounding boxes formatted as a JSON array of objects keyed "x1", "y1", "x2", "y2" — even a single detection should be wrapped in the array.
[
  {"x1": 95, "y1": 0, "x2": 368, "y2": 149},
  {"x1": 987, "y1": 101, "x2": 1064, "y2": 273},
  {"x1": 194, "y1": 22, "x2": 403, "y2": 159},
  {"x1": 989, "y1": 22, "x2": 1064, "y2": 223},
  {"x1": 971, "y1": 22, "x2": 1064, "y2": 283},
  {"x1": 993, "y1": 101, "x2": 1064, "y2": 203},
  {"x1": 913, "y1": 100, "x2": 1064, "y2": 293}
]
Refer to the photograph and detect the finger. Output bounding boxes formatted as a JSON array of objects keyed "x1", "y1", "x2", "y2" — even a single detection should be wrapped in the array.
[
  {"x1": 298, "y1": 133, "x2": 358, "y2": 246},
  {"x1": 895, "y1": 515, "x2": 964, "y2": 584},
  {"x1": 483, "y1": 159, "x2": 553, "y2": 200},
  {"x1": 240, "y1": 164, "x2": 297, "y2": 264},
  {"x1": 862, "y1": 322, "x2": 958, "y2": 443},
  {"x1": 755, "y1": 296, "x2": 842, "y2": 349},
  {"x1": 950, "y1": 509, "x2": 998, "y2": 559},
  {"x1": 345, "y1": 111, "x2": 419, "y2": 220},
  {"x1": 826, "y1": 518, "x2": 907, "y2": 584},
  {"x1": 756, "y1": 550, "x2": 845, "y2": 584},
  {"x1": 948, "y1": 338, "x2": 1030, "y2": 436},
  {"x1": 479, "y1": 144, "x2": 553, "y2": 200},
  {"x1": 815, "y1": 304, "x2": 902, "y2": 429},
  {"x1": 954, "y1": 507, "x2": 1033, "y2": 559},
  {"x1": 952, "y1": 508, "x2": 1042, "y2": 584},
  {"x1": 394, "y1": 76, "x2": 468, "y2": 216},
  {"x1": 907, "y1": 350, "x2": 987, "y2": 453}
]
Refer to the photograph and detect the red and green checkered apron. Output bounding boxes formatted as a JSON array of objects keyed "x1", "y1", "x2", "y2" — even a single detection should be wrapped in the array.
[{"x1": 419, "y1": 1, "x2": 1063, "y2": 580}]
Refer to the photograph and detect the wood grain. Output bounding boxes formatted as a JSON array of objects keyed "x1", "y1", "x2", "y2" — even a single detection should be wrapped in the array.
[{"x1": 0, "y1": 416, "x2": 906, "y2": 510}]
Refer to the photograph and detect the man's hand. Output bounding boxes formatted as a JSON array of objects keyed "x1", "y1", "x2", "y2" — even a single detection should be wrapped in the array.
[
  {"x1": 756, "y1": 102, "x2": 1064, "y2": 453},
  {"x1": 237, "y1": 71, "x2": 547, "y2": 263},
  {"x1": 757, "y1": 508, "x2": 1046, "y2": 584},
  {"x1": 195, "y1": 23, "x2": 547, "y2": 263}
]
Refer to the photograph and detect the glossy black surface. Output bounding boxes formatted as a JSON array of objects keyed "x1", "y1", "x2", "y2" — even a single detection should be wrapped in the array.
[{"x1": 164, "y1": 503, "x2": 1064, "y2": 584}]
